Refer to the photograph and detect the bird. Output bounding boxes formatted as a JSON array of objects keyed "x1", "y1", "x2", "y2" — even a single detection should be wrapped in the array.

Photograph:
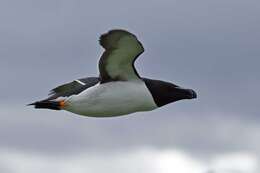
[{"x1": 29, "y1": 29, "x2": 197, "y2": 117}]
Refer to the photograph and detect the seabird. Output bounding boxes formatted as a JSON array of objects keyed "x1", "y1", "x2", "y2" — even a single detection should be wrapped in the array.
[{"x1": 29, "y1": 29, "x2": 197, "y2": 117}]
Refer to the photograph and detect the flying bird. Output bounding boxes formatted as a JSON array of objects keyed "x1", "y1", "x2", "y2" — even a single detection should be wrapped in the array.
[{"x1": 29, "y1": 29, "x2": 197, "y2": 117}]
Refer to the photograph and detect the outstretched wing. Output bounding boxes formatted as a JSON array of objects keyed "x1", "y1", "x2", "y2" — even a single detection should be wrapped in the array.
[
  {"x1": 98, "y1": 29, "x2": 144, "y2": 83},
  {"x1": 46, "y1": 77, "x2": 100, "y2": 100}
]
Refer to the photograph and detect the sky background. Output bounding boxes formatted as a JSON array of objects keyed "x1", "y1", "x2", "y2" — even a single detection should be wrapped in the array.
[{"x1": 0, "y1": 0, "x2": 260, "y2": 172}]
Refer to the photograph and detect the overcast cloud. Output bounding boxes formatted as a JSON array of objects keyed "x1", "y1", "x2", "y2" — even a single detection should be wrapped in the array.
[{"x1": 0, "y1": 0, "x2": 260, "y2": 172}]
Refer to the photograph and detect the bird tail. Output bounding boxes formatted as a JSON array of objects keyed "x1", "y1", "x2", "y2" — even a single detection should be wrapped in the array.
[{"x1": 27, "y1": 100, "x2": 65, "y2": 110}]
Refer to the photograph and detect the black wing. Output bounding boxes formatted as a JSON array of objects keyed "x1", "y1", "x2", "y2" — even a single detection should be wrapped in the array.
[{"x1": 46, "y1": 77, "x2": 100, "y2": 100}]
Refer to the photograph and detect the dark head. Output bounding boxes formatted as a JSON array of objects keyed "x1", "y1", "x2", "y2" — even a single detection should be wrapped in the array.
[{"x1": 143, "y1": 78, "x2": 197, "y2": 107}]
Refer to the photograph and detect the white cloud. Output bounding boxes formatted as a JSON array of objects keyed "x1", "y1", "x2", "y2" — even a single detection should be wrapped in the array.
[
  {"x1": 0, "y1": 148, "x2": 258, "y2": 173},
  {"x1": 153, "y1": 149, "x2": 205, "y2": 173},
  {"x1": 209, "y1": 153, "x2": 259, "y2": 173}
]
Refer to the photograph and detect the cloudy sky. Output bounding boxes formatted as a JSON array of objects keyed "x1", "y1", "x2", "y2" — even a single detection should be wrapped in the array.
[{"x1": 0, "y1": 0, "x2": 260, "y2": 172}]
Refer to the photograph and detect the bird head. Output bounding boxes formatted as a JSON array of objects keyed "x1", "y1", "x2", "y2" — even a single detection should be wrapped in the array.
[{"x1": 143, "y1": 78, "x2": 197, "y2": 107}]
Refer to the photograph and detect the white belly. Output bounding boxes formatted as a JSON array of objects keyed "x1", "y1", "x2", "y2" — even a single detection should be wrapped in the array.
[{"x1": 64, "y1": 80, "x2": 157, "y2": 117}]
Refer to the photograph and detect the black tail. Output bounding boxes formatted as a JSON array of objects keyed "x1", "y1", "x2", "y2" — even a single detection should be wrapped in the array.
[{"x1": 27, "y1": 100, "x2": 61, "y2": 110}]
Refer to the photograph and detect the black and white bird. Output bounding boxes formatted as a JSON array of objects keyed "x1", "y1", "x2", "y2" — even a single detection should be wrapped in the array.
[{"x1": 29, "y1": 29, "x2": 197, "y2": 117}]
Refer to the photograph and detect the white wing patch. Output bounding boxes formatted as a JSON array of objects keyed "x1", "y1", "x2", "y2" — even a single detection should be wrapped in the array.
[{"x1": 74, "y1": 79, "x2": 86, "y2": 85}]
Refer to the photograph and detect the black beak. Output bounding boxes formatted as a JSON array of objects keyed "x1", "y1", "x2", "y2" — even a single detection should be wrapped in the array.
[
  {"x1": 175, "y1": 87, "x2": 197, "y2": 100},
  {"x1": 187, "y1": 89, "x2": 197, "y2": 99}
]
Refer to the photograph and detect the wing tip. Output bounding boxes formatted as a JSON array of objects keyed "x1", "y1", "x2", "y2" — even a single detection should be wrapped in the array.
[{"x1": 99, "y1": 29, "x2": 136, "y2": 49}]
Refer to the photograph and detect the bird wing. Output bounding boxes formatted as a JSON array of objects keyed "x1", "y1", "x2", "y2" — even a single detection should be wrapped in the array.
[
  {"x1": 98, "y1": 29, "x2": 144, "y2": 83},
  {"x1": 46, "y1": 77, "x2": 100, "y2": 100}
]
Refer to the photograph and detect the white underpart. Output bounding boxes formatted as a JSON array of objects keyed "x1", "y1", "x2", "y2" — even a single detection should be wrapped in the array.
[
  {"x1": 55, "y1": 96, "x2": 68, "y2": 101},
  {"x1": 64, "y1": 80, "x2": 157, "y2": 117}
]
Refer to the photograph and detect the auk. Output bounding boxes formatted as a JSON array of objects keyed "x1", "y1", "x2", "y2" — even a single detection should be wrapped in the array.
[{"x1": 29, "y1": 29, "x2": 197, "y2": 117}]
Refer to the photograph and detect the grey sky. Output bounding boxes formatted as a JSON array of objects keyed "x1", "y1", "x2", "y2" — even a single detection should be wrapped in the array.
[{"x1": 0, "y1": 0, "x2": 260, "y2": 172}]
